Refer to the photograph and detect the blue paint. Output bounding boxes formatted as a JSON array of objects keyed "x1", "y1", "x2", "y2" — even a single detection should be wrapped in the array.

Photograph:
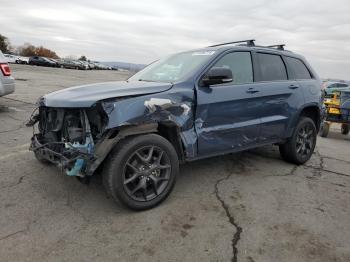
[
  {"x1": 65, "y1": 137, "x2": 94, "y2": 177},
  {"x1": 35, "y1": 44, "x2": 322, "y2": 174},
  {"x1": 66, "y1": 159, "x2": 85, "y2": 177}
]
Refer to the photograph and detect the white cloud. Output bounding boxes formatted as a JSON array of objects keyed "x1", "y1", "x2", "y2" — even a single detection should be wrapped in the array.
[
  {"x1": 52, "y1": 36, "x2": 73, "y2": 42},
  {"x1": 26, "y1": 8, "x2": 84, "y2": 22},
  {"x1": 1, "y1": 0, "x2": 350, "y2": 79}
]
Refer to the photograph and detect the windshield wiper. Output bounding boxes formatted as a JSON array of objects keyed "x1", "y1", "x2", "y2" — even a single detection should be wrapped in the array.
[
  {"x1": 138, "y1": 79, "x2": 156, "y2": 82},
  {"x1": 138, "y1": 79, "x2": 173, "y2": 84}
]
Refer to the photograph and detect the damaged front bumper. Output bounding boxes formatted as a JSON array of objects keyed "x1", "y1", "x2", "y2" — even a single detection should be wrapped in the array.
[
  {"x1": 30, "y1": 134, "x2": 95, "y2": 177},
  {"x1": 28, "y1": 106, "x2": 100, "y2": 177}
]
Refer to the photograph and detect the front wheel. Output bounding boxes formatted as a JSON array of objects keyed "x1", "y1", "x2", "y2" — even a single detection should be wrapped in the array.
[
  {"x1": 279, "y1": 117, "x2": 317, "y2": 165},
  {"x1": 103, "y1": 134, "x2": 179, "y2": 210},
  {"x1": 341, "y1": 124, "x2": 349, "y2": 135}
]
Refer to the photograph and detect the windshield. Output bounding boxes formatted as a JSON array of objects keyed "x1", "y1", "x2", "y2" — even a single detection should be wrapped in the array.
[{"x1": 129, "y1": 50, "x2": 216, "y2": 83}]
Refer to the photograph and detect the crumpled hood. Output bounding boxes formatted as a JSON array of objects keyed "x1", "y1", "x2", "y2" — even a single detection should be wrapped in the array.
[{"x1": 40, "y1": 81, "x2": 173, "y2": 108}]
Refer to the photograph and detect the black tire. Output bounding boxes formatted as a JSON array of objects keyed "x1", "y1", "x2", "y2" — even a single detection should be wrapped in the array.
[
  {"x1": 103, "y1": 134, "x2": 179, "y2": 210},
  {"x1": 319, "y1": 122, "x2": 330, "y2": 137},
  {"x1": 279, "y1": 117, "x2": 317, "y2": 165},
  {"x1": 341, "y1": 124, "x2": 349, "y2": 135}
]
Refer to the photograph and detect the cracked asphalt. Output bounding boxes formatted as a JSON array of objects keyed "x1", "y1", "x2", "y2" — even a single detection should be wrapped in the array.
[{"x1": 1, "y1": 65, "x2": 350, "y2": 262}]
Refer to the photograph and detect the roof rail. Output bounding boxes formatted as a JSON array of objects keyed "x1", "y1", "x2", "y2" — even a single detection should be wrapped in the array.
[
  {"x1": 208, "y1": 39, "x2": 255, "y2": 48},
  {"x1": 266, "y1": 44, "x2": 285, "y2": 50}
]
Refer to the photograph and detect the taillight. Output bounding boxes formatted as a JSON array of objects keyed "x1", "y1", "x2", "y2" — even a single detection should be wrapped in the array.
[{"x1": 0, "y1": 63, "x2": 11, "y2": 76}]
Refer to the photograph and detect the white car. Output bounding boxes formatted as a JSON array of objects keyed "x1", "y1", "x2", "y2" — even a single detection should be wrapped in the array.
[
  {"x1": 3, "y1": 54, "x2": 19, "y2": 64},
  {"x1": 17, "y1": 56, "x2": 29, "y2": 64},
  {"x1": 0, "y1": 51, "x2": 15, "y2": 96}
]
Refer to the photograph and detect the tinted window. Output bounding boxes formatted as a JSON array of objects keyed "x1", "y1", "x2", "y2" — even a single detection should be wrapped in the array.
[
  {"x1": 341, "y1": 92, "x2": 350, "y2": 102},
  {"x1": 337, "y1": 83, "x2": 348, "y2": 88},
  {"x1": 328, "y1": 83, "x2": 349, "y2": 88},
  {"x1": 213, "y1": 52, "x2": 253, "y2": 84},
  {"x1": 285, "y1": 57, "x2": 312, "y2": 79},
  {"x1": 257, "y1": 53, "x2": 287, "y2": 81}
]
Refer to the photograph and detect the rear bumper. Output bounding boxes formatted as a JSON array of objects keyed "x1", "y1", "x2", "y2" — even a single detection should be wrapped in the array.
[{"x1": 0, "y1": 82, "x2": 15, "y2": 96}]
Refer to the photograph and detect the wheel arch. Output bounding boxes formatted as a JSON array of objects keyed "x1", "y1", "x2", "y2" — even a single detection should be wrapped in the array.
[
  {"x1": 299, "y1": 105, "x2": 321, "y2": 132},
  {"x1": 116, "y1": 121, "x2": 185, "y2": 162},
  {"x1": 87, "y1": 121, "x2": 186, "y2": 175},
  {"x1": 288, "y1": 104, "x2": 321, "y2": 138}
]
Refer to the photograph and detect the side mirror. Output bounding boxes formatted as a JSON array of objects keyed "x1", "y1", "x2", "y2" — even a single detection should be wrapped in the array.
[{"x1": 201, "y1": 67, "x2": 233, "y2": 86}]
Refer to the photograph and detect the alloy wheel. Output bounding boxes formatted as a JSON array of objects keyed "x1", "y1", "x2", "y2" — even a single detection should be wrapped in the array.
[
  {"x1": 122, "y1": 146, "x2": 171, "y2": 202},
  {"x1": 296, "y1": 123, "x2": 315, "y2": 158}
]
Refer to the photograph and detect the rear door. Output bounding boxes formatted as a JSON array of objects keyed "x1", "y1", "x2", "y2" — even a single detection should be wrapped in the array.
[{"x1": 253, "y1": 52, "x2": 305, "y2": 142}]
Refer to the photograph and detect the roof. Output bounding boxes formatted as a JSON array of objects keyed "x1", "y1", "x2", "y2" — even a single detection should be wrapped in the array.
[{"x1": 201, "y1": 39, "x2": 297, "y2": 56}]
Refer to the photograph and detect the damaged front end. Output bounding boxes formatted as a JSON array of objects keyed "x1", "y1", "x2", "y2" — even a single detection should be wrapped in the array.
[
  {"x1": 27, "y1": 81, "x2": 196, "y2": 179},
  {"x1": 28, "y1": 104, "x2": 108, "y2": 177}
]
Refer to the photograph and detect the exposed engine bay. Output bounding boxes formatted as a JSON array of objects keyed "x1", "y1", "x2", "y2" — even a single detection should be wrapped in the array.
[
  {"x1": 28, "y1": 105, "x2": 108, "y2": 177},
  {"x1": 27, "y1": 83, "x2": 194, "y2": 180}
]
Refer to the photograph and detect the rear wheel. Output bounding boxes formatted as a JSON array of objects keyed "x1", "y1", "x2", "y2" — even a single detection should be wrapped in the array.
[
  {"x1": 279, "y1": 117, "x2": 317, "y2": 165},
  {"x1": 341, "y1": 124, "x2": 349, "y2": 135},
  {"x1": 319, "y1": 122, "x2": 330, "y2": 137},
  {"x1": 103, "y1": 134, "x2": 179, "y2": 210}
]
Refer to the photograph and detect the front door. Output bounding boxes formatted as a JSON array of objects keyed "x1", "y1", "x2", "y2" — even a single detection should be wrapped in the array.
[{"x1": 195, "y1": 51, "x2": 262, "y2": 156}]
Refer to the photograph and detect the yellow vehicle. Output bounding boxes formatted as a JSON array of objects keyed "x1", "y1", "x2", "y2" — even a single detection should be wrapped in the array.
[{"x1": 320, "y1": 91, "x2": 350, "y2": 137}]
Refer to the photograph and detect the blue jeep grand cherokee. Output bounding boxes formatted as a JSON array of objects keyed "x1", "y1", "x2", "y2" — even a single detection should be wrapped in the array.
[{"x1": 28, "y1": 40, "x2": 322, "y2": 210}]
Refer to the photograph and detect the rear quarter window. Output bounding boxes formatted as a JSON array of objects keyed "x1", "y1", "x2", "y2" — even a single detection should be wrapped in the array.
[
  {"x1": 257, "y1": 53, "x2": 287, "y2": 81},
  {"x1": 285, "y1": 56, "x2": 312, "y2": 80}
]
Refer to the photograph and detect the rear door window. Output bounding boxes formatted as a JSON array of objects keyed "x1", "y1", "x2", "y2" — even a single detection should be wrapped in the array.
[
  {"x1": 257, "y1": 53, "x2": 287, "y2": 81},
  {"x1": 285, "y1": 57, "x2": 312, "y2": 80}
]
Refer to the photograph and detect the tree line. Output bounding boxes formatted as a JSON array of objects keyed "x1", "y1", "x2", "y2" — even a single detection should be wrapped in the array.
[{"x1": 0, "y1": 33, "x2": 87, "y2": 61}]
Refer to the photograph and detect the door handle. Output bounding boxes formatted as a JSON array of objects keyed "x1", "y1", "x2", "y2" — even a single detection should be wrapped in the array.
[
  {"x1": 288, "y1": 84, "x2": 299, "y2": 89},
  {"x1": 246, "y1": 88, "x2": 260, "y2": 94}
]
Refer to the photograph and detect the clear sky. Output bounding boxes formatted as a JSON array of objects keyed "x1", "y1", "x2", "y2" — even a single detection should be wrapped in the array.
[{"x1": 1, "y1": 0, "x2": 350, "y2": 79}]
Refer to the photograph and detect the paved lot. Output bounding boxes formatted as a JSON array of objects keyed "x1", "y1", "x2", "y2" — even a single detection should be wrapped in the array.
[{"x1": 1, "y1": 64, "x2": 350, "y2": 262}]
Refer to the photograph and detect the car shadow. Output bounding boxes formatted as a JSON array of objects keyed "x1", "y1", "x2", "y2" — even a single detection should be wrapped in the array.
[{"x1": 83, "y1": 145, "x2": 284, "y2": 212}]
